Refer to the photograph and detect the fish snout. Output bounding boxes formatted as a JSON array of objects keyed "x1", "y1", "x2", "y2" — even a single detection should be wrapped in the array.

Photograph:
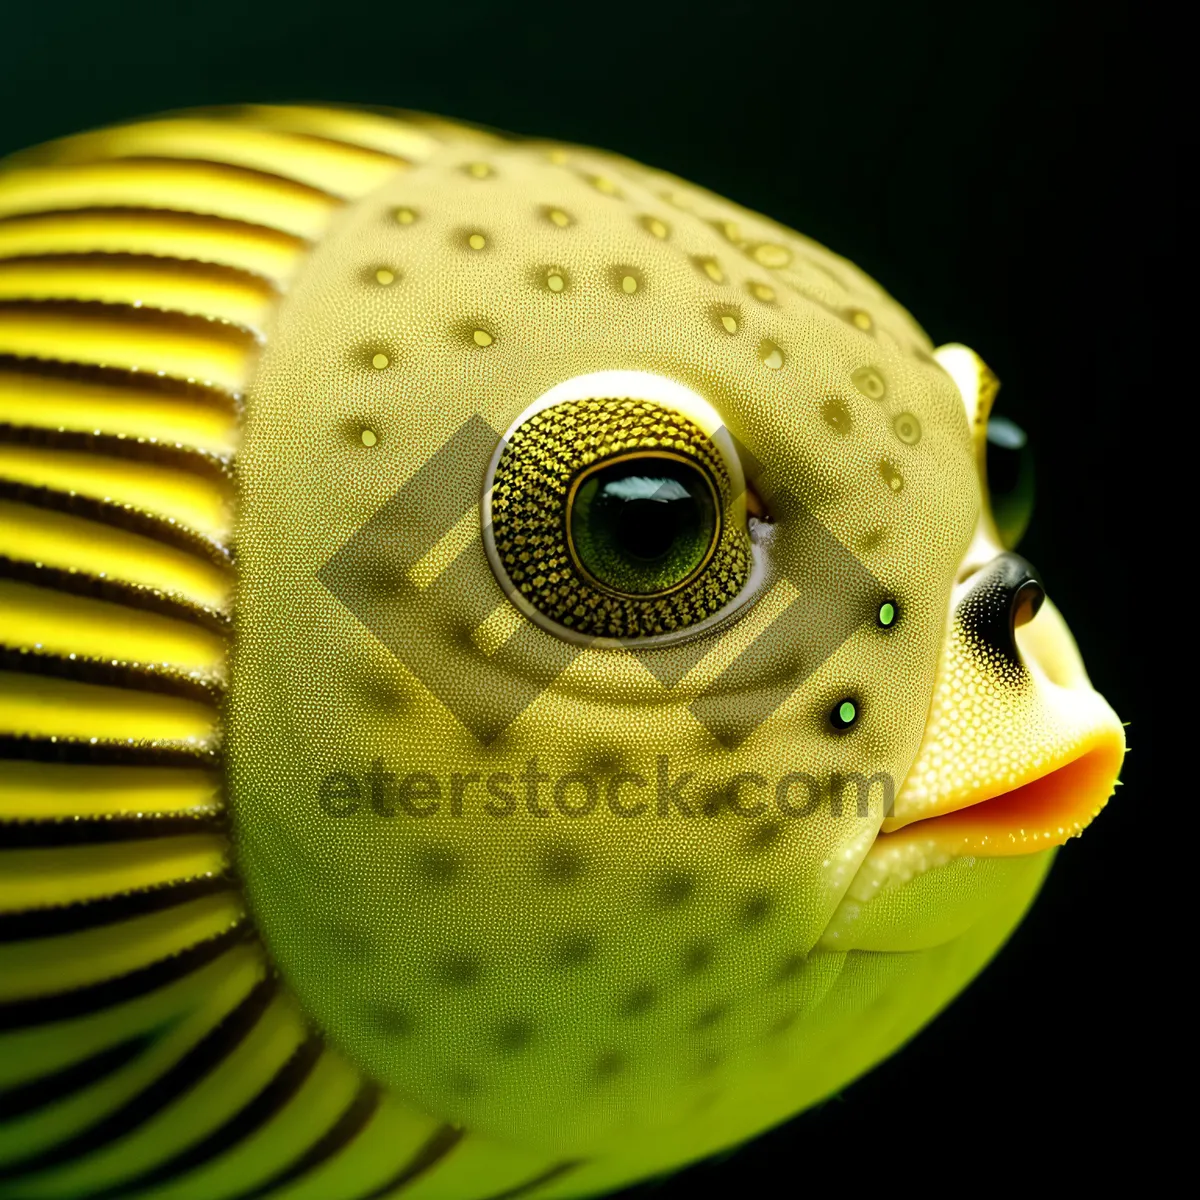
[{"x1": 959, "y1": 552, "x2": 1046, "y2": 666}]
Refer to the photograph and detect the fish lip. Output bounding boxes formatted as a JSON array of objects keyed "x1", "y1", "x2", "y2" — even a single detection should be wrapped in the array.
[{"x1": 874, "y1": 728, "x2": 1125, "y2": 858}]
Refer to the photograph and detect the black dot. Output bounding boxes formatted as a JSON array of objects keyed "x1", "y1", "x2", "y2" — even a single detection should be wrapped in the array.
[
  {"x1": 694, "y1": 1002, "x2": 727, "y2": 1030},
  {"x1": 436, "y1": 952, "x2": 482, "y2": 987},
  {"x1": 620, "y1": 985, "x2": 657, "y2": 1017},
  {"x1": 682, "y1": 941, "x2": 714, "y2": 974},
  {"x1": 449, "y1": 1071, "x2": 480, "y2": 1096},
  {"x1": 594, "y1": 1049, "x2": 625, "y2": 1080},
  {"x1": 653, "y1": 870, "x2": 695, "y2": 908},
  {"x1": 494, "y1": 1017, "x2": 535, "y2": 1053},
  {"x1": 536, "y1": 843, "x2": 586, "y2": 886},
  {"x1": 776, "y1": 952, "x2": 806, "y2": 982},
  {"x1": 738, "y1": 894, "x2": 774, "y2": 928},
  {"x1": 368, "y1": 1004, "x2": 413, "y2": 1036},
  {"x1": 743, "y1": 820, "x2": 782, "y2": 856},
  {"x1": 768, "y1": 1011, "x2": 799, "y2": 1037},
  {"x1": 549, "y1": 930, "x2": 598, "y2": 968},
  {"x1": 416, "y1": 845, "x2": 460, "y2": 885}
]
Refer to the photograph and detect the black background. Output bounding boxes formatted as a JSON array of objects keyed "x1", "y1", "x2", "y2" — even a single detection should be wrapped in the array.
[{"x1": 1, "y1": 0, "x2": 1156, "y2": 1191}]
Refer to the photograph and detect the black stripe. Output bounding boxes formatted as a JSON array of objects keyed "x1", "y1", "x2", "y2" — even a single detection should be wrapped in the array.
[
  {"x1": 0, "y1": 732, "x2": 220, "y2": 768},
  {"x1": 0, "y1": 555, "x2": 231, "y2": 635},
  {"x1": 0, "y1": 874, "x2": 234, "y2": 942},
  {"x1": 0, "y1": 297, "x2": 262, "y2": 352},
  {"x1": 0, "y1": 972, "x2": 277, "y2": 1182},
  {"x1": 0, "y1": 921, "x2": 251, "y2": 1031},
  {"x1": 0, "y1": 1035, "x2": 151, "y2": 1120},
  {"x1": 0, "y1": 479, "x2": 232, "y2": 568},
  {"x1": 85, "y1": 1035, "x2": 325, "y2": 1200},
  {"x1": 0, "y1": 422, "x2": 233, "y2": 483},
  {"x1": 480, "y1": 1161, "x2": 585, "y2": 1200},
  {"x1": 355, "y1": 1123, "x2": 465, "y2": 1200},
  {"x1": 0, "y1": 645, "x2": 224, "y2": 704},
  {"x1": 0, "y1": 811, "x2": 225, "y2": 848},
  {"x1": 220, "y1": 1082, "x2": 384, "y2": 1200},
  {"x1": 0, "y1": 351, "x2": 244, "y2": 409}
]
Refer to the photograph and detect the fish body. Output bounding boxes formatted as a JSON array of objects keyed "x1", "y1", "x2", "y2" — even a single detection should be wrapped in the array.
[{"x1": 0, "y1": 107, "x2": 1124, "y2": 1199}]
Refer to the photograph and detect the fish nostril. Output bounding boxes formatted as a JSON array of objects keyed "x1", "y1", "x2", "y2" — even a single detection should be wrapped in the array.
[
  {"x1": 1012, "y1": 577, "x2": 1045, "y2": 629},
  {"x1": 957, "y1": 552, "x2": 1047, "y2": 668}
]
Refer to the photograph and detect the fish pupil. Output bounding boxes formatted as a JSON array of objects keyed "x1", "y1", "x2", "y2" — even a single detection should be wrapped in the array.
[{"x1": 570, "y1": 458, "x2": 718, "y2": 595}]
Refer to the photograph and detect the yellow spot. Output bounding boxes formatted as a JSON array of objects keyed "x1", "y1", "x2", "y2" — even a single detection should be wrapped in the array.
[
  {"x1": 374, "y1": 269, "x2": 395, "y2": 286},
  {"x1": 546, "y1": 208, "x2": 572, "y2": 228},
  {"x1": 590, "y1": 175, "x2": 619, "y2": 195},
  {"x1": 546, "y1": 272, "x2": 565, "y2": 292},
  {"x1": 880, "y1": 460, "x2": 904, "y2": 492},
  {"x1": 720, "y1": 314, "x2": 738, "y2": 334},
  {"x1": 468, "y1": 233, "x2": 486, "y2": 250},
  {"x1": 758, "y1": 339, "x2": 785, "y2": 370},
  {"x1": 715, "y1": 220, "x2": 742, "y2": 243},
  {"x1": 621, "y1": 275, "x2": 638, "y2": 294},
  {"x1": 372, "y1": 353, "x2": 389, "y2": 370},
  {"x1": 360, "y1": 429, "x2": 377, "y2": 447},
  {"x1": 893, "y1": 412, "x2": 922, "y2": 445},
  {"x1": 466, "y1": 162, "x2": 493, "y2": 179},
  {"x1": 752, "y1": 242, "x2": 792, "y2": 268},
  {"x1": 696, "y1": 257, "x2": 724, "y2": 283},
  {"x1": 641, "y1": 216, "x2": 669, "y2": 239},
  {"x1": 546, "y1": 149, "x2": 570, "y2": 165},
  {"x1": 848, "y1": 308, "x2": 873, "y2": 332},
  {"x1": 750, "y1": 282, "x2": 776, "y2": 303},
  {"x1": 851, "y1": 366, "x2": 886, "y2": 400},
  {"x1": 395, "y1": 207, "x2": 416, "y2": 225},
  {"x1": 473, "y1": 329, "x2": 494, "y2": 347}
]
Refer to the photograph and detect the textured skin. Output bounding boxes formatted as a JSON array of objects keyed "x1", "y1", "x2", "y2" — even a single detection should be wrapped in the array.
[{"x1": 0, "y1": 107, "x2": 1123, "y2": 1200}]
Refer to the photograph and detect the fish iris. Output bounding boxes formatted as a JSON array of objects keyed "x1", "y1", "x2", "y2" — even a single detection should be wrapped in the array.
[{"x1": 568, "y1": 454, "x2": 720, "y2": 596}]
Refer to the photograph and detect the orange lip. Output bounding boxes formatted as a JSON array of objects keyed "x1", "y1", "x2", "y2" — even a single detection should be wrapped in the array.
[{"x1": 877, "y1": 731, "x2": 1125, "y2": 857}]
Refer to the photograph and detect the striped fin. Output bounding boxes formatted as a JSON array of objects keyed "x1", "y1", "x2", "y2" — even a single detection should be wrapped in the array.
[{"x1": 0, "y1": 105, "x2": 578, "y2": 1200}]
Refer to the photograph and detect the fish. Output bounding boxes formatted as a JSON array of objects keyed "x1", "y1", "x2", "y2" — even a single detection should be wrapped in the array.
[{"x1": 0, "y1": 105, "x2": 1125, "y2": 1199}]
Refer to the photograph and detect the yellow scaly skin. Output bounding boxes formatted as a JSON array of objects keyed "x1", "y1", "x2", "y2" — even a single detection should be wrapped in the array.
[{"x1": 0, "y1": 107, "x2": 1124, "y2": 1199}]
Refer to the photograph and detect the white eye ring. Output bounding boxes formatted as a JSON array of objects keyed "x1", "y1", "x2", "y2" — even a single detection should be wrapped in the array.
[{"x1": 480, "y1": 371, "x2": 769, "y2": 650}]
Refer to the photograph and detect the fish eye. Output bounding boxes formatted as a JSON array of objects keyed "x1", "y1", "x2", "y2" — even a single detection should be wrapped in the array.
[
  {"x1": 485, "y1": 396, "x2": 754, "y2": 640},
  {"x1": 568, "y1": 455, "x2": 720, "y2": 596},
  {"x1": 986, "y1": 415, "x2": 1035, "y2": 550}
]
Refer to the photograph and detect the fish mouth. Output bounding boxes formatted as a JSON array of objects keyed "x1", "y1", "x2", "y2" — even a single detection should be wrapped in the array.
[
  {"x1": 862, "y1": 585, "x2": 1126, "y2": 876},
  {"x1": 875, "y1": 729, "x2": 1125, "y2": 858}
]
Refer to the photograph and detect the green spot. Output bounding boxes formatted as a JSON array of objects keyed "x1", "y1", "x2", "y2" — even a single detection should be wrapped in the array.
[
  {"x1": 878, "y1": 602, "x2": 896, "y2": 627},
  {"x1": 838, "y1": 701, "x2": 857, "y2": 725}
]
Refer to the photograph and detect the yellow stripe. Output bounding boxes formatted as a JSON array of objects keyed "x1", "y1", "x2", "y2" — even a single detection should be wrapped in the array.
[
  {"x1": 0, "y1": 835, "x2": 228, "y2": 910},
  {"x1": 0, "y1": 210, "x2": 305, "y2": 283},
  {"x1": 0, "y1": 671, "x2": 218, "y2": 743},
  {"x1": 242, "y1": 104, "x2": 445, "y2": 161},
  {"x1": 0, "y1": 160, "x2": 340, "y2": 240},
  {"x1": 0, "y1": 369, "x2": 238, "y2": 457},
  {"x1": 0, "y1": 947, "x2": 265, "y2": 1168},
  {"x1": 0, "y1": 761, "x2": 220, "y2": 820},
  {"x1": 0, "y1": 255, "x2": 277, "y2": 330},
  {"x1": 29, "y1": 997, "x2": 308, "y2": 1197},
  {"x1": 0, "y1": 443, "x2": 233, "y2": 542},
  {"x1": 142, "y1": 1051, "x2": 362, "y2": 1200},
  {"x1": 0, "y1": 304, "x2": 256, "y2": 391},
  {"x1": 0, "y1": 940, "x2": 262, "y2": 1090},
  {"x1": 0, "y1": 579, "x2": 226, "y2": 679},
  {"x1": 0, "y1": 501, "x2": 232, "y2": 612},
  {"x1": 0, "y1": 892, "x2": 245, "y2": 1001},
  {"x1": 32, "y1": 117, "x2": 408, "y2": 199}
]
